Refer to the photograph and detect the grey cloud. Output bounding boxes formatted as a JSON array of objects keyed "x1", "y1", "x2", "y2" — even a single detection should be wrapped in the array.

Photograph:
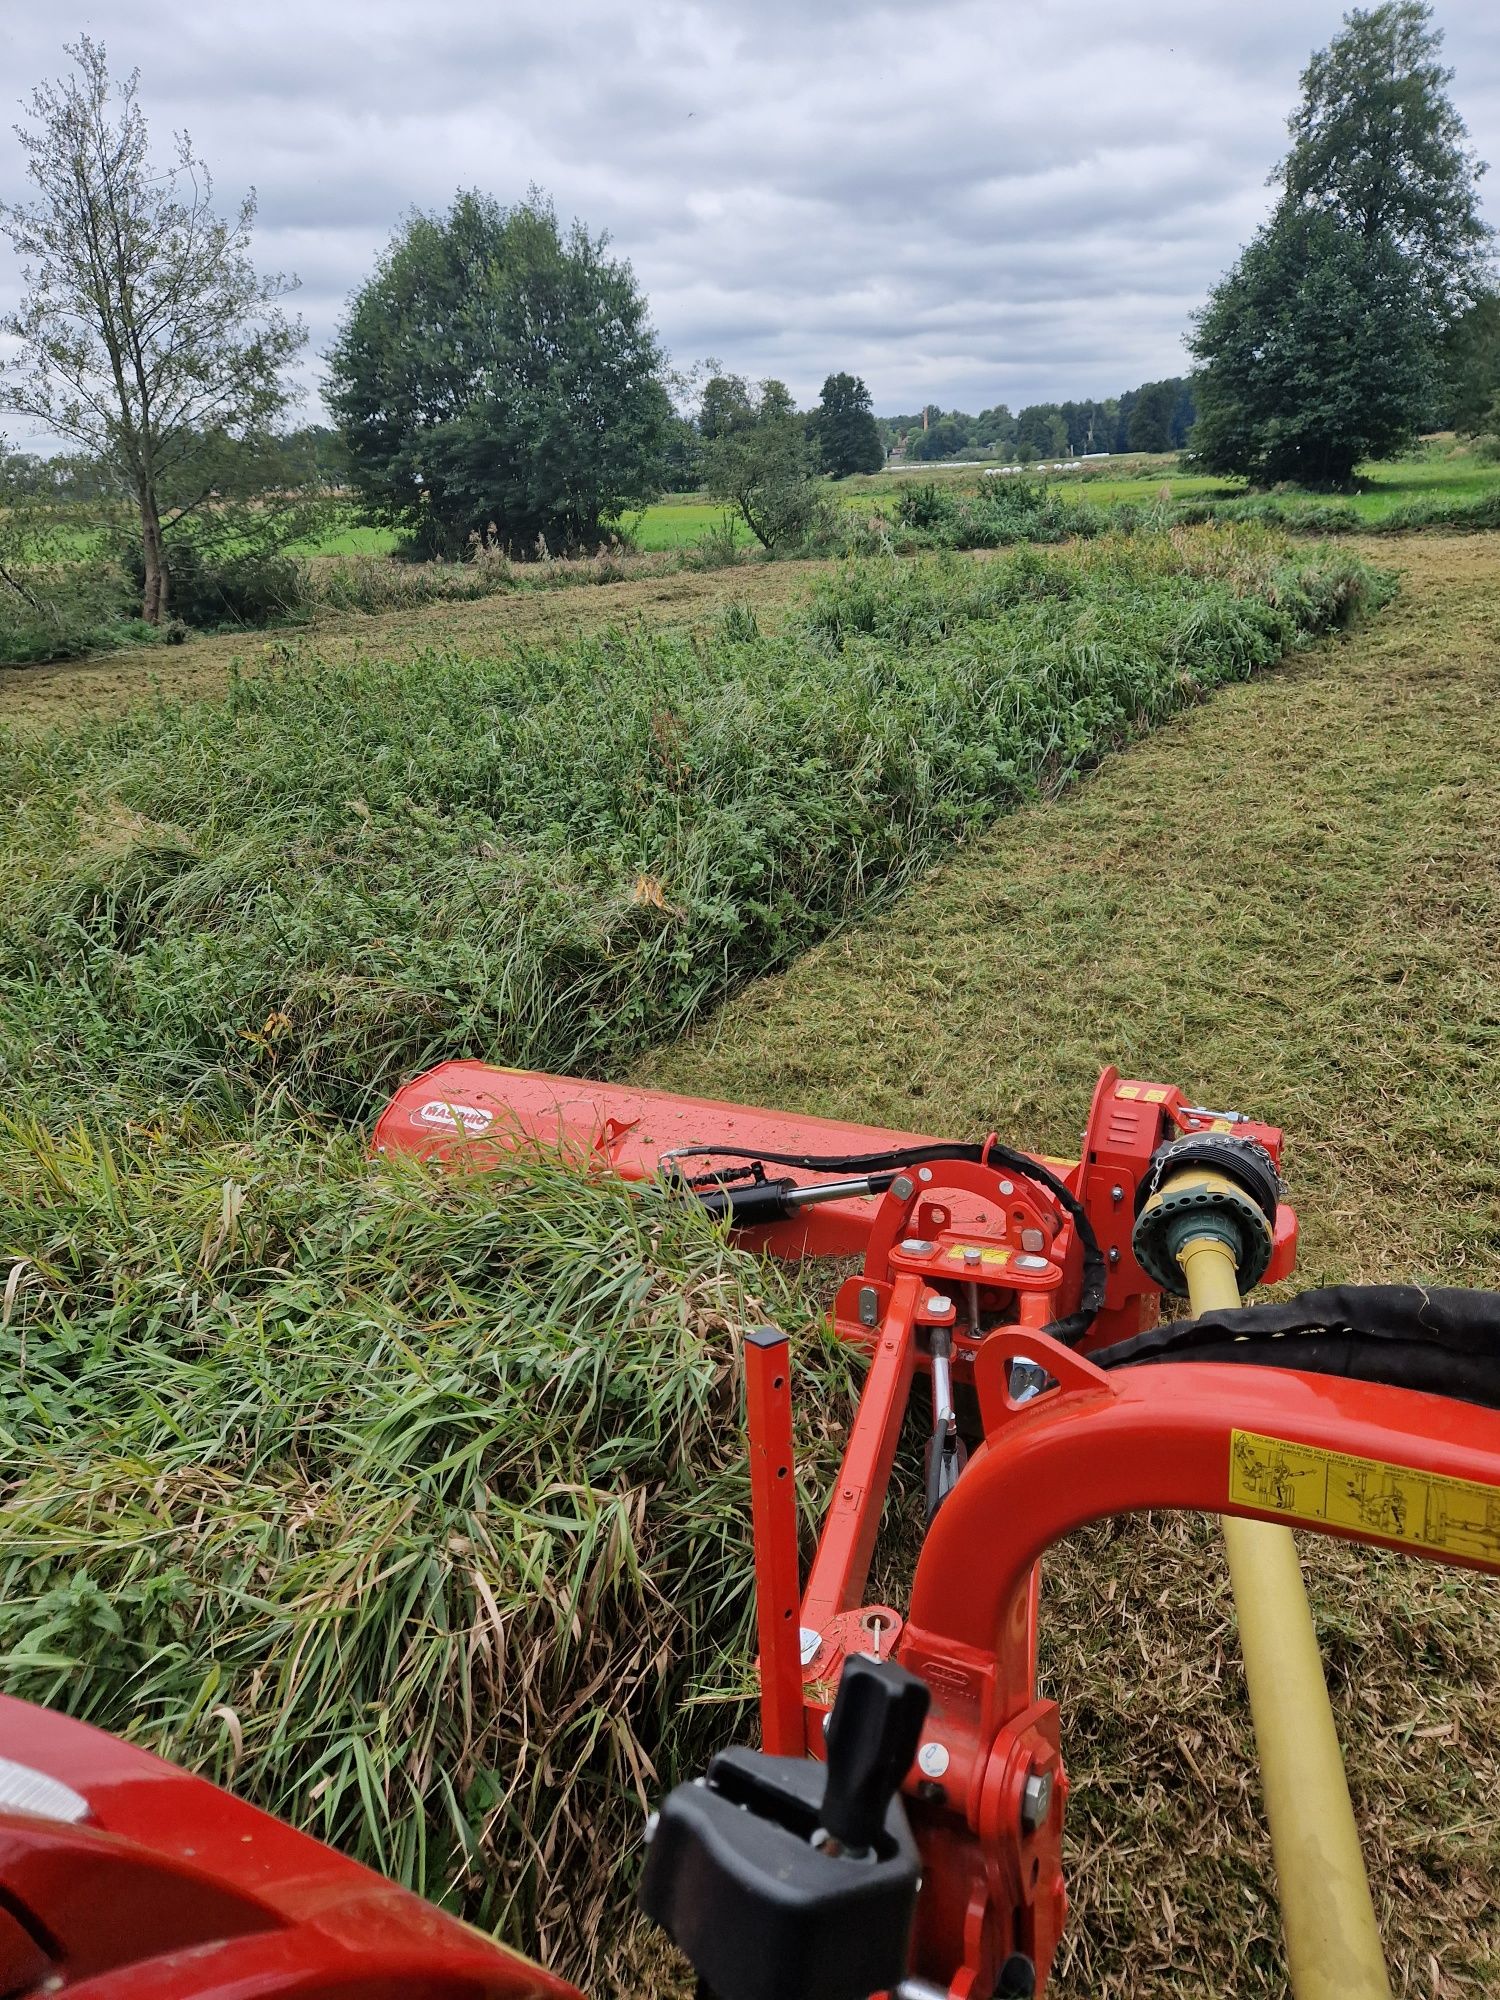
[{"x1": 1, "y1": 0, "x2": 1496, "y2": 446}]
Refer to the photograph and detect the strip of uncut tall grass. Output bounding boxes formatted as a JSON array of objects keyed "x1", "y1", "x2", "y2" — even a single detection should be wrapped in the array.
[
  {"x1": 0, "y1": 532, "x2": 1390, "y2": 1130},
  {"x1": 0, "y1": 1112, "x2": 861, "y2": 1988}
]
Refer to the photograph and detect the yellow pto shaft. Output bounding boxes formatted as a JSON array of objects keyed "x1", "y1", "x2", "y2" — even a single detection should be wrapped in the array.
[{"x1": 1176, "y1": 1220, "x2": 1392, "y2": 2000}]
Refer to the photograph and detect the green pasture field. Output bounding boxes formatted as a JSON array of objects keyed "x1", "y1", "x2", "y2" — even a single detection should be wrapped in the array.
[
  {"x1": 618, "y1": 500, "x2": 752, "y2": 549},
  {"x1": 1043, "y1": 439, "x2": 1500, "y2": 517},
  {"x1": 26, "y1": 441, "x2": 1490, "y2": 568},
  {"x1": 293, "y1": 519, "x2": 399, "y2": 555},
  {"x1": 830, "y1": 436, "x2": 1500, "y2": 516}
]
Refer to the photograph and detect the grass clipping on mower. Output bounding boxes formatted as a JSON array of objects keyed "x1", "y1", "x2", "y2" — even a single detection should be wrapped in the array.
[{"x1": 0, "y1": 1119, "x2": 856, "y2": 1990}]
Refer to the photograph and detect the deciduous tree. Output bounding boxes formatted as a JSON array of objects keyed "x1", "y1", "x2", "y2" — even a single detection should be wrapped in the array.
[
  {"x1": 1191, "y1": 2, "x2": 1491, "y2": 486},
  {"x1": 908, "y1": 416, "x2": 966, "y2": 461},
  {"x1": 1282, "y1": 0, "x2": 1490, "y2": 323},
  {"x1": 813, "y1": 372, "x2": 884, "y2": 476},
  {"x1": 1192, "y1": 208, "x2": 1428, "y2": 486},
  {"x1": 1127, "y1": 379, "x2": 1178, "y2": 453},
  {"x1": 702, "y1": 379, "x2": 825, "y2": 549},
  {"x1": 0, "y1": 39, "x2": 304, "y2": 622},
  {"x1": 1439, "y1": 294, "x2": 1500, "y2": 433},
  {"x1": 698, "y1": 372, "x2": 756, "y2": 441},
  {"x1": 329, "y1": 191, "x2": 670, "y2": 557}
]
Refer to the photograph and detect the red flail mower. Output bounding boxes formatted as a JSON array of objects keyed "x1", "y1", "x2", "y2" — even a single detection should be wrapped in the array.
[{"x1": 5, "y1": 1061, "x2": 1499, "y2": 2000}]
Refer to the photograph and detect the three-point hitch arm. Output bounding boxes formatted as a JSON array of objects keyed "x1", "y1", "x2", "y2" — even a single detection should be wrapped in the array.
[{"x1": 617, "y1": 1072, "x2": 1500, "y2": 2000}]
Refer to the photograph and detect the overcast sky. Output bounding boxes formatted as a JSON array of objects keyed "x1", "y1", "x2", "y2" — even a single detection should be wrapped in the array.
[{"x1": 2, "y1": 1, "x2": 1498, "y2": 445}]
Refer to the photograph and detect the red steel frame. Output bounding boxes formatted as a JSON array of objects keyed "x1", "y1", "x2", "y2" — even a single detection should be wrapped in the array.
[
  {"x1": 745, "y1": 1327, "x2": 806, "y2": 1756},
  {"x1": 0, "y1": 1695, "x2": 581, "y2": 1999},
  {"x1": 378, "y1": 1058, "x2": 1500, "y2": 1996}
]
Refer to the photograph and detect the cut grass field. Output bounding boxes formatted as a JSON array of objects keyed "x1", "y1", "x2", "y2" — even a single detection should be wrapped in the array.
[
  {"x1": 0, "y1": 561, "x2": 824, "y2": 733},
  {"x1": 641, "y1": 531, "x2": 1500, "y2": 1996}
]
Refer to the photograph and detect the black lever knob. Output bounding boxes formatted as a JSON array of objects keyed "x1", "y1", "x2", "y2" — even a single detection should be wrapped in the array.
[{"x1": 819, "y1": 1656, "x2": 930, "y2": 1856}]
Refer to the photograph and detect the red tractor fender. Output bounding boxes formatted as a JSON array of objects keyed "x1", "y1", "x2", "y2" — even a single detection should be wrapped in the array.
[{"x1": 0, "y1": 1695, "x2": 581, "y2": 2000}]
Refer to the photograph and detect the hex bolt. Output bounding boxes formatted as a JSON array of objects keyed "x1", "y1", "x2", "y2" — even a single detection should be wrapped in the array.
[
  {"x1": 963, "y1": 1245, "x2": 982, "y2": 1267},
  {"x1": 1020, "y1": 1226, "x2": 1045, "y2": 1253},
  {"x1": 1021, "y1": 1768, "x2": 1054, "y2": 1833},
  {"x1": 891, "y1": 1175, "x2": 915, "y2": 1202}
]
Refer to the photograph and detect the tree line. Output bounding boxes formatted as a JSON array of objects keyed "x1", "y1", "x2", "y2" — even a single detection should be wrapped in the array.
[
  {"x1": 881, "y1": 379, "x2": 1198, "y2": 463},
  {"x1": 2, "y1": 5, "x2": 1497, "y2": 639}
]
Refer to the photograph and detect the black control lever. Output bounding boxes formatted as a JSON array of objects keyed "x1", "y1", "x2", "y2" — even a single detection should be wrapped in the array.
[
  {"x1": 819, "y1": 1655, "x2": 932, "y2": 1856},
  {"x1": 640, "y1": 1657, "x2": 931, "y2": 2000}
]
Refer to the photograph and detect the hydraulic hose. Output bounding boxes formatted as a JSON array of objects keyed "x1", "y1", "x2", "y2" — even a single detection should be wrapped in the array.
[
  {"x1": 666, "y1": 1135, "x2": 1106, "y2": 1345},
  {"x1": 1176, "y1": 1227, "x2": 1392, "y2": 2000}
]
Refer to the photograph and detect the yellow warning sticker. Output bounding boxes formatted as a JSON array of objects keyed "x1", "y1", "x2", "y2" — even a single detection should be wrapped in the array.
[
  {"x1": 946, "y1": 1245, "x2": 1011, "y2": 1266},
  {"x1": 1143, "y1": 1088, "x2": 1168, "y2": 1104},
  {"x1": 1116, "y1": 1085, "x2": 1140, "y2": 1100},
  {"x1": 1229, "y1": 1430, "x2": 1500, "y2": 1564}
]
